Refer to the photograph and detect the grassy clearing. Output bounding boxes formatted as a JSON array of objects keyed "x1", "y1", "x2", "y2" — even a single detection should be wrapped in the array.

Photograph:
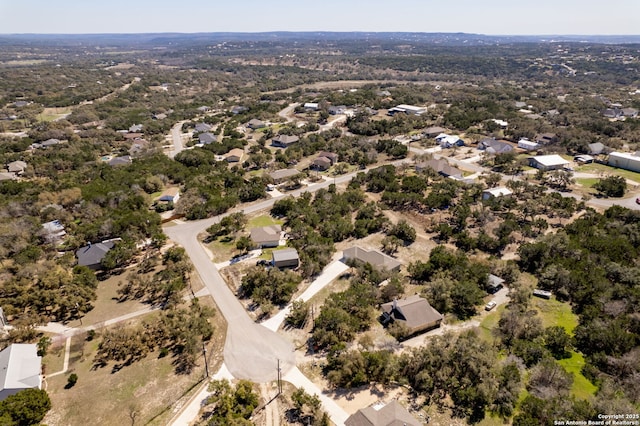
[
  {"x1": 558, "y1": 351, "x2": 598, "y2": 400},
  {"x1": 577, "y1": 163, "x2": 640, "y2": 183},
  {"x1": 42, "y1": 339, "x2": 66, "y2": 376},
  {"x1": 478, "y1": 306, "x2": 503, "y2": 342},
  {"x1": 65, "y1": 270, "x2": 149, "y2": 328},
  {"x1": 45, "y1": 297, "x2": 226, "y2": 426},
  {"x1": 247, "y1": 214, "x2": 283, "y2": 228},
  {"x1": 206, "y1": 236, "x2": 238, "y2": 262},
  {"x1": 532, "y1": 297, "x2": 578, "y2": 334},
  {"x1": 575, "y1": 178, "x2": 599, "y2": 188}
]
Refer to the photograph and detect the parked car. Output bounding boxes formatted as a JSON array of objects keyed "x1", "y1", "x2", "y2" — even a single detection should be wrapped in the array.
[
  {"x1": 485, "y1": 301, "x2": 497, "y2": 311},
  {"x1": 636, "y1": 197, "x2": 640, "y2": 205}
]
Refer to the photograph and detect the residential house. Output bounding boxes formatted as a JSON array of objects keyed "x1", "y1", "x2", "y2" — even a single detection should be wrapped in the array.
[
  {"x1": 224, "y1": 148, "x2": 244, "y2": 163},
  {"x1": 269, "y1": 168, "x2": 300, "y2": 184},
  {"x1": 317, "y1": 152, "x2": 338, "y2": 165},
  {"x1": 588, "y1": 142, "x2": 607, "y2": 155},
  {"x1": 0, "y1": 344, "x2": 42, "y2": 401},
  {"x1": 528, "y1": 155, "x2": 570, "y2": 171},
  {"x1": 250, "y1": 225, "x2": 282, "y2": 248},
  {"x1": 423, "y1": 126, "x2": 446, "y2": 138},
  {"x1": 129, "y1": 124, "x2": 143, "y2": 133},
  {"x1": 415, "y1": 158, "x2": 463, "y2": 179},
  {"x1": 129, "y1": 139, "x2": 149, "y2": 156},
  {"x1": 312, "y1": 156, "x2": 332, "y2": 171},
  {"x1": 6, "y1": 161, "x2": 27, "y2": 175},
  {"x1": 31, "y1": 138, "x2": 61, "y2": 149},
  {"x1": 158, "y1": 187, "x2": 180, "y2": 203},
  {"x1": 328, "y1": 105, "x2": 347, "y2": 115},
  {"x1": 247, "y1": 119, "x2": 266, "y2": 129},
  {"x1": 41, "y1": 220, "x2": 66, "y2": 244},
  {"x1": 108, "y1": 156, "x2": 132, "y2": 167},
  {"x1": 231, "y1": 106, "x2": 248, "y2": 115},
  {"x1": 345, "y1": 401, "x2": 421, "y2": 426},
  {"x1": 271, "y1": 134, "x2": 299, "y2": 148},
  {"x1": 608, "y1": 152, "x2": 640, "y2": 173},
  {"x1": 272, "y1": 248, "x2": 299, "y2": 268},
  {"x1": 76, "y1": 241, "x2": 116, "y2": 270},
  {"x1": 518, "y1": 139, "x2": 540, "y2": 151},
  {"x1": 487, "y1": 274, "x2": 505, "y2": 294},
  {"x1": 621, "y1": 108, "x2": 638, "y2": 118},
  {"x1": 535, "y1": 133, "x2": 558, "y2": 145},
  {"x1": 380, "y1": 294, "x2": 443, "y2": 335},
  {"x1": 303, "y1": 102, "x2": 319, "y2": 111},
  {"x1": 478, "y1": 138, "x2": 514, "y2": 155},
  {"x1": 194, "y1": 123, "x2": 212, "y2": 133},
  {"x1": 123, "y1": 133, "x2": 143, "y2": 140},
  {"x1": 198, "y1": 132, "x2": 217, "y2": 145},
  {"x1": 343, "y1": 246, "x2": 401, "y2": 272},
  {"x1": 491, "y1": 119, "x2": 509, "y2": 128},
  {"x1": 435, "y1": 133, "x2": 464, "y2": 148},
  {"x1": 387, "y1": 104, "x2": 426, "y2": 116},
  {"x1": 482, "y1": 187, "x2": 513, "y2": 200}
]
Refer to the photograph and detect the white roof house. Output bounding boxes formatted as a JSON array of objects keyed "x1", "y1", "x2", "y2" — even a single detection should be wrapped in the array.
[
  {"x1": 0, "y1": 344, "x2": 42, "y2": 401},
  {"x1": 388, "y1": 104, "x2": 426, "y2": 115},
  {"x1": 518, "y1": 139, "x2": 540, "y2": 151},
  {"x1": 608, "y1": 151, "x2": 640, "y2": 173},
  {"x1": 482, "y1": 187, "x2": 513, "y2": 200},
  {"x1": 529, "y1": 155, "x2": 570, "y2": 171}
]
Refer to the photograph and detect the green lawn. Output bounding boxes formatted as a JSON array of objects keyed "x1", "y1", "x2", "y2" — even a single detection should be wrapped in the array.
[
  {"x1": 207, "y1": 236, "x2": 238, "y2": 262},
  {"x1": 533, "y1": 297, "x2": 578, "y2": 335},
  {"x1": 247, "y1": 214, "x2": 283, "y2": 228},
  {"x1": 577, "y1": 163, "x2": 640, "y2": 183},
  {"x1": 478, "y1": 305, "x2": 504, "y2": 342},
  {"x1": 558, "y1": 351, "x2": 598, "y2": 400},
  {"x1": 575, "y1": 177, "x2": 598, "y2": 188}
]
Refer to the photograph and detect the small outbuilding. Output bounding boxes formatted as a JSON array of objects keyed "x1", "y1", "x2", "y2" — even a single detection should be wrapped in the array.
[{"x1": 272, "y1": 248, "x2": 299, "y2": 269}]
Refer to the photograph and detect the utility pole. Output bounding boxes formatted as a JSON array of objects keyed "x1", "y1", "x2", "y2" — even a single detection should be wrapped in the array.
[
  {"x1": 202, "y1": 342, "x2": 209, "y2": 379},
  {"x1": 277, "y1": 359, "x2": 282, "y2": 395}
]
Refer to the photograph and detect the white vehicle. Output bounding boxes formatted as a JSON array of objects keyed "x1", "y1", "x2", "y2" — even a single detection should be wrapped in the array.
[{"x1": 485, "y1": 301, "x2": 497, "y2": 311}]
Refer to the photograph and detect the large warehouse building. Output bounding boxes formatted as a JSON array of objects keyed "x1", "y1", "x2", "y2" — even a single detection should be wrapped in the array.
[{"x1": 608, "y1": 152, "x2": 640, "y2": 173}]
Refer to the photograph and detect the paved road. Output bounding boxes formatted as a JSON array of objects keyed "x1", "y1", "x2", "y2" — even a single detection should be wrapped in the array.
[
  {"x1": 277, "y1": 103, "x2": 298, "y2": 123},
  {"x1": 163, "y1": 224, "x2": 295, "y2": 383},
  {"x1": 168, "y1": 121, "x2": 187, "y2": 159}
]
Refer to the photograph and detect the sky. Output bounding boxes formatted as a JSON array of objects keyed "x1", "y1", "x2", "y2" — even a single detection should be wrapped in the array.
[{"x1": 0, "y1": 0, "x2": 638, "y2": 35}]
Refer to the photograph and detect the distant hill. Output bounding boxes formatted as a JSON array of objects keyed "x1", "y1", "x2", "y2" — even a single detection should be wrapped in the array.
[{"x1": 1, "y1": 32, "x2": 639, "y2": 47}]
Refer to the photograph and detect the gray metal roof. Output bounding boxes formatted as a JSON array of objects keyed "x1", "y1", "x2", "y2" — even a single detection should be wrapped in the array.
[
  {"x1": 0, "y1": 344, "x2": 41, "y2": 398},
  {"x1": 76, "y1": 241, "x2": 115, "y2": 267},
  {"x1": 272, "y1": 248, "x2": 299, "y2": 262}
]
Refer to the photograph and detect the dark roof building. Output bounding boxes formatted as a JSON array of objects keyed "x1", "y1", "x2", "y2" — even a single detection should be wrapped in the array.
[
  {"x1": 487, "y1": 274, "x2": 505, "y2": 293},
  {"x1": 343, "y1": 247, "x2": 401, "y2": 272},
  {"x1": 247, "y1": 119, "x2": 266, "y2": 129},
  {"x1": 588, "y1": 142, "x2": 607, "y2": 155},
  {"x1": 423, "y1": 126, "x2": 446, "y2": 138},
  {"x1": 535, "y1": 133, "x2": 558, "y2": 145},
  {"x1": 272, "y1": 134, "x2": 300, "y2": 148},
  {"x1": 194, "y1": 123, "x2": 212, "y2": 133},
  {"x1": 312, "y1": 156, "x2": 332, "y2": 171},
  {"x1": 76, "y1": 241, "x2": 116, "y2": 270},
  {"x1": 381, "y1": 295, "x2": 443, "y2": 336},
  {"x1": 198, "y1": 132, "x2": 217, "y2": 145},
  {"x1": 345, "y1": 401, "x2": 421, "y2": 426},
  {"x1": 272, "y1": 248, "x2": 299, "y2": 268},
  {"x1": 478, "y1": 138, "x2": 514, "y2": 154},
  {"x1": 108, "y1": 156, "x2": 132, "y2": 167}
]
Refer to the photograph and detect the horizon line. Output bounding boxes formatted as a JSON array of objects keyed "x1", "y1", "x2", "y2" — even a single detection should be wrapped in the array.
[{"x1": 1, "y1": 31, "x2": 639, "y2": 37}]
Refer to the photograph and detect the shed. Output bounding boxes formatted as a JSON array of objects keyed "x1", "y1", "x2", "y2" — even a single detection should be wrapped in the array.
[{"x1": 272, "y1": 248, "x2": 299, "y2": 268}]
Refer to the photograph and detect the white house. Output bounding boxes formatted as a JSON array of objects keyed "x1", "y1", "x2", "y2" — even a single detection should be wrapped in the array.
[
  {"x1": 608, "y1": 152, "x2": 640, "y2": 173},
  {"x1": 482, "y1": 187, "x2": 513, "y2": 200},
  {"x1": 303, "y1": 103, "x2": 319, "y2": 111},
  {"x1": 388, "y1": 104, "x2": 426, "y2": 116},
  {"x1": 529, "y1": 155, "x2": 570, "y2": 171},
  {"x1": 0, "y1": 344, "x2": 42, "y2": 401},
  {"x1": 518, "y1": 139, "x2": 540, "y2": 151}
]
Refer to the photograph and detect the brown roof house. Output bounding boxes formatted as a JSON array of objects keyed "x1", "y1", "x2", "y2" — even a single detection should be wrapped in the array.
[
  {"x1": 381, "y1": 294, "x2": 443, "y2": 336},
  {"x1": 247, "y1": 118, "x2": 266, "y2": 129},
  {"x1": 224, "y1": 148, "x2": 245, "y2": 163},
  {"x1": 343, "y1": 246, "x2": 401, "y2": 272},
  {"x1": 345, "y1": 400, "x2": 421, "y2": 426},
  {"x1": 312, "y1": 156, "x2": 332, "y2": 171},
  {"x1": 250, "y1": 225, "x2": 282, "y2": 248},
  {"x1": 271, "y1": 134, "x2": 299, "y2": 148},
  {"x1": 158, "y1": 187, "x2": 180, "y2": 203},
  {"x1": 415, "y1": 158, "x2": 463, "y2": 179},
  {"x1": 269, "y1": 168, "x2": 300, "y2": 184}
]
